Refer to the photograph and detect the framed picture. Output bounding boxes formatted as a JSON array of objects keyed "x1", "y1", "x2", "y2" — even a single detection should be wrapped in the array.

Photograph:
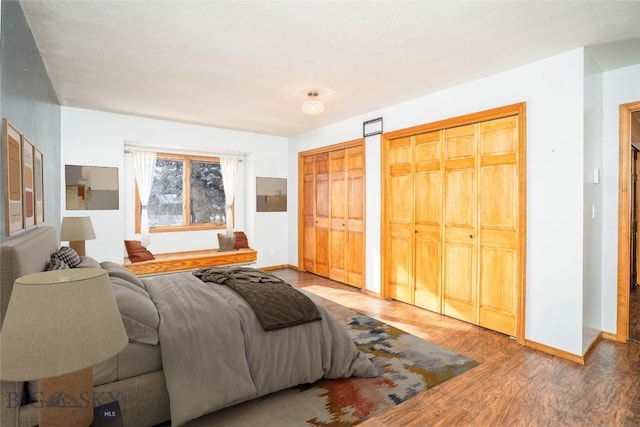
[
  {"x1": 34, "y1": 147, "x2": 44, "y2": 224},
  {"x1": 22, "y1": 136, "x2": 35, "y2": 230},
  {"x1": 256, "y1": 177, "x2": 287, "y2": 212},
  {"x1": 65, "y1": 164, "x2": 119, "y2": 210},
  {"x1": 2, "y1": 119, "x2": 24, "y2": 236}
]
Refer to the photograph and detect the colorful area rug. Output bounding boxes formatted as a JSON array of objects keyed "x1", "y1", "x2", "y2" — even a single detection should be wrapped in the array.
[{"x1": 187, "y1": 312, "x2": 479, "y2": 426}]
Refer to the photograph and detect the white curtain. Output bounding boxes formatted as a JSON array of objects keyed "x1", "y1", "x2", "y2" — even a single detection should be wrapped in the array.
[
  {"x1": 133, "y1": 151, "x2": 156, "y2": 247},
  {"x1": 220, "y1": 157, "x2": 238, "y2": 235}
]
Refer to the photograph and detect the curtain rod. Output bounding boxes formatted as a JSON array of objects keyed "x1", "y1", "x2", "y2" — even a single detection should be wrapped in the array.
[{"x1": 124, "y1": 143, "x2": 245, "y2": 161}]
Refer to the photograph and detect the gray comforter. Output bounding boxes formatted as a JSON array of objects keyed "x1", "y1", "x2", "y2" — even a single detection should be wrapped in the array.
[{"x1": 144, "y1": 272, "x2": 378, "y2": 426}]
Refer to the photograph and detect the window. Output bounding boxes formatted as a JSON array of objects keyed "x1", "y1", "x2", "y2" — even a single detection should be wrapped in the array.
[{"x1": 135, "y1": 153, "x2": 227, "y2": 232}]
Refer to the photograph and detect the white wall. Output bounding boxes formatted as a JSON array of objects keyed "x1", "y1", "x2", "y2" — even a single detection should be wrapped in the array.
[
  {"x1": 601, "y1": 64, "x2": 640, "y2": 333},
  {"x1": 582, "y1": 51, "x2": 604, "y2": 352},
  {"x1": 61, "y1": 107, "x2": 289, "y2": 268},
  {"x1": 289, "y1": 49, "x2": 587, "y2": 355}
]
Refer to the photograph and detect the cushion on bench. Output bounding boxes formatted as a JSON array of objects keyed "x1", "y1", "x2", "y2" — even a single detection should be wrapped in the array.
[{"x1": 125, "y1": 240, "x2": 155, "y2": 263}]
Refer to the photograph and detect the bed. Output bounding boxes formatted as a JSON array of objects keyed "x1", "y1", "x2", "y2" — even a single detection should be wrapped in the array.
[{"x1": 0, "y1": 226, "x2": 377, "y2": 427}]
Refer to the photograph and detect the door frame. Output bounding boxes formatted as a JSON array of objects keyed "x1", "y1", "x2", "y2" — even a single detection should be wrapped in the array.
[{"x1": 616, "y1": 101, "x2": 640, "y2": 342}]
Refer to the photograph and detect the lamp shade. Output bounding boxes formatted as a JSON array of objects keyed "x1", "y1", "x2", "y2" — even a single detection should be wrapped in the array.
[
  {"x1": 0, "y1": 269, "x2": 127, "y2": 381},
  {"x1": 60, "y1": 216, "x2": 96, "y2": 241}
]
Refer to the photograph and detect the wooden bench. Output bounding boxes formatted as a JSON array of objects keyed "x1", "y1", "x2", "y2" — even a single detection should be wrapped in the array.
[{"x1": 124, "y1": 248, "x2": 258, "y2": 276}]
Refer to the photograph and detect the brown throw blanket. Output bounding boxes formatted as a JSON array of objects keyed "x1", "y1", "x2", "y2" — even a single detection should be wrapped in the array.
[{"x1": 193, "y1": 267, "x2": 321, "y2": 331}]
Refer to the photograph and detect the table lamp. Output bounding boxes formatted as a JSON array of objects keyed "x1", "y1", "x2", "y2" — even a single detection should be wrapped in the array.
[
  {"x1": 60, "y1": 216, "x2": 96, "y2": 256},
  {"x1": 0, "y1": 269, "x2": 127, "y2": 427}
]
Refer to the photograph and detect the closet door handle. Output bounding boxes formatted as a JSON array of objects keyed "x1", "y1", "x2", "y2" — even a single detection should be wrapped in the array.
[{"x1": 469, "y1": 234, "x2": 474, "y2": 238}]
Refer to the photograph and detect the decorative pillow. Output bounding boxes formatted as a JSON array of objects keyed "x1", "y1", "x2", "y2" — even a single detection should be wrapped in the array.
[
  {"x1": 51, "y1": 246, "x2": 82, "y2": 268},
  {"x1": 45, "y1": 257, "x2": 70, "y2": 271},
  {"x1": 75, "y1": 256, "x2": 102, "y2": 269},
  {"x1": 217, "y1": 233, "x2": 236, "y2": 252},
  {"x1": 100, "y1": 261, "x2": 146, "y2": 289},
  {"x1": 233, "y1": 231, "x2": 250, "y2": 249},
  {"x1": 124, "y1": 240, "x2": 155, "y2": 263}
]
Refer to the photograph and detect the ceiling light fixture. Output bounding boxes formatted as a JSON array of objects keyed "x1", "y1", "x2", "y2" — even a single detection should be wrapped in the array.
[{"x1": 301, "y1": 91, "x2": 325, "y2": 116}]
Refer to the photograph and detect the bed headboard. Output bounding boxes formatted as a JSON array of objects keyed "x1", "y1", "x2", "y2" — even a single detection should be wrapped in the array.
[{"x1": 0, "y1": 226, "x2": 59, "y2": 328}]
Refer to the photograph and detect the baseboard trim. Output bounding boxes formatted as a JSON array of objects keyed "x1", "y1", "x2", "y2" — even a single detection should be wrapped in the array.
[
  {"x1": 581, "y1": 332, "x2": 602, "y2": 364},
  {"x1": 261, "y1": 264, "x2": 292, "y2": 271},
  {"x1": 525, "y1": 339, "x2": 585, "y2": 364},
  {"x1": 602, "y1": 331, "x2": 619, "y2": 341},
  {"x1": 525, "y1": 332, "x2": 603, "y2": 365}
]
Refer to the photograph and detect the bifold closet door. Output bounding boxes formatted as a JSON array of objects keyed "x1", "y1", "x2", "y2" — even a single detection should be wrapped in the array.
[
  {"x1": 346, "y1": 146, "x2": 365, "y2": 288},
  {"x1": 382, "y1": 104, "x2": 524, "y2": 340},
  {"x1": 302, "y1": 155, "x2": 317, "y2": 273},
  {"x1": 413, "y1": 131, "x2": 443, "y2": 312},
  {"x1": 314, "y1": 153, "x2": 331, "y2": 277},
  {"x1": 442, "y1": 124, "x2": 477, "y2": 325},
  {"x1": 386, "y1": 136, "x2": 414, "y2": 304},
  {"x1": 477, "y1": 116, "x2": 519, "y2": 336},
  {"x1": 330, "y1": 150, "x2": 347, "y2": 283},
  {"x1": 440, "y1": 116, "x2": 520, "y2": 335},
  {"x1": 301, "y1": 141, "x2": 365, "y2": 289}
]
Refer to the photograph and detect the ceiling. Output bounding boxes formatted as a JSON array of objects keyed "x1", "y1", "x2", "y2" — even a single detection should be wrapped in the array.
[{"x1": 19, "y1": 1, "x2": 640, "y2": 137}]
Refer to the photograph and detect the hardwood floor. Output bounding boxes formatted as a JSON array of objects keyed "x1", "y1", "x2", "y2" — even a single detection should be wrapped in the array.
[
  {"x1": 630, "y1": 284, "x2": 640, "y2": 343},
  {"x1": 272, "y1": 269, "x2": 640, "y2": 426}
]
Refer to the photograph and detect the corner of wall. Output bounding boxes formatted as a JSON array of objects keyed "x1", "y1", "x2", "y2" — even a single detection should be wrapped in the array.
[{"x1": 582, "y1": 50, "x2": 604, "y2": 336}]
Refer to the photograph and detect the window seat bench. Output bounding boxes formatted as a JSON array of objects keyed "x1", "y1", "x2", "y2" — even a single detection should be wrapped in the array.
[{"x1": 124, "y1": 248, "x2": 258, "y2": 276}]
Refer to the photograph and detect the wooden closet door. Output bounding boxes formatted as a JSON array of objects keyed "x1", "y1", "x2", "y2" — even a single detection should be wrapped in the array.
[
  {"x1": 386, "y1": 137, "x2": 414, "y2": 304},
  {"x1": 413, "y1": 131, "x2": 442, "y2": 312},
  {"x1": 346, "y1": 146, "x2": 365, "y2": 288},
  {"x1": 302, "y1": 155, "x2": 317, "y2": 272},
  {"x1": 300, "y1": 140, "x2": 365, "y2": 288},
  {"x1": 442, "y1": 124, "x2": 477, "y2": 324},
  {"x1": 477, "y1": 116, "x2": 519, "y2": 336},
  {"x1": 314, "y1": 153, "x2": 330, "y2": 277},
  {"x1": 330, "y1": 150, "x2": 347, "y2": 283}
]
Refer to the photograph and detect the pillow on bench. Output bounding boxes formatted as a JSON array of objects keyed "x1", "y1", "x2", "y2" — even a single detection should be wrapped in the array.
[
  {"x1": 125, "y1": 240, "x2": 155, "y2": 263},
  {"x1": 217, "y1": 233, "x2": 236, "y2": 252},
  {"x1": 234, "y1": 231, "x2": 250, "y2": 249}
]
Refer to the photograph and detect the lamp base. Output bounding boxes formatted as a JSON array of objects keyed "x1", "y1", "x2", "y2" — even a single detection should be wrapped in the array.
[
  {"x1": 68, "y1": 240, "x2": 86, "y2": 257},
  {"x1": 39, "y1": 367, "x2": 94, "y2": 427}
]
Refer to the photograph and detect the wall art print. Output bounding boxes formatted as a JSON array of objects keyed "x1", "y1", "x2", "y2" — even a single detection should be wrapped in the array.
[
  {"x1": 2, "y1": 119, "x2": 46, "y2": 236},
  {"x1": 65, "y1": 164, "x2": 119, "y2": 210},
  {"x1": 34, "y1": 147, "x2": 44, "y2": 224},
  {"x1": 22, "y1": 136, "x2": 35, "y2": 230},
  {"x1": 256, "y1": 177, "x2": 287, "y2": 212},
  {"x1": 2, "y1": 119, "x2": 24, "y2": 236}
]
